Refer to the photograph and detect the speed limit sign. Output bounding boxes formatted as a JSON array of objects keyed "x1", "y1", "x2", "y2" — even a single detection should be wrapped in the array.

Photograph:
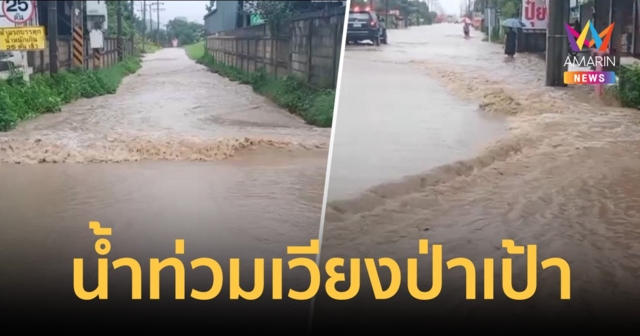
[{"x1": 2, "y1": 1, "x2": 36, "y2": 24}]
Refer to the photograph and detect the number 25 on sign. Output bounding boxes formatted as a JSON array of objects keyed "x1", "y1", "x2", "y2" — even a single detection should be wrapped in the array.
[
  {"x1": 0, "y1": 1, "x2": 44, "y2": 52},
  {"x1": 2, "y1": 0, "x2": 36, "y2": 24}
]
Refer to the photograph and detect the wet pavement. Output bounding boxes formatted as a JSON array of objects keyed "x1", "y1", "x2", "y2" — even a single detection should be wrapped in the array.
[
  {"x1": 316, "y1": 23, "x2": 640, "y2": 329},
  {"x1": 0, "y1": 48, "x2": 329, "y2": 323}
]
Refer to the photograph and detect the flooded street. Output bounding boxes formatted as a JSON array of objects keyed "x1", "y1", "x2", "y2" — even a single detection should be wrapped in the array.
[
  {"x1": 0, "y1": 48, "x2": 329, "y2": 324},
  {"x1": 0, "y1": 49, "x2": 327, "y2": 163},
  {"x1": 328, "y1": 52, "x2": 506, "y2": 200},
  {"x1": 316, "y1": 23, "x2": 640, "y2": 330}
]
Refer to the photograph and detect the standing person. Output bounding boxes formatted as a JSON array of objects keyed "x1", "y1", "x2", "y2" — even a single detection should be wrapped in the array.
[
  {"x1": 504, "y1": 27, "x2": 517, "y2": 57},
  {"x1": 463, "y1": 22, "x2": 470, "y2": 37}
]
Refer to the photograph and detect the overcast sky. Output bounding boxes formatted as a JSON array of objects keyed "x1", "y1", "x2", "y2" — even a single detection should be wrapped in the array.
[
  {"x1": 134, "y1": 1, "x2": 208, "y2": 24},
  {"x1": 438, "y1": 0, "x2": 464, "y2": 15},
  {"x1": 133, "y1": 1, "x2": 465, "y2": 25},
  {"x1": 421, "y1": 0, "x2": 465, "y2": 15}
]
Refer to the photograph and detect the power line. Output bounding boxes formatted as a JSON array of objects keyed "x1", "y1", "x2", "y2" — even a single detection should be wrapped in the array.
[
  {"x1": 149, "y1": 1, "x2": 165, "y2": 45},
  {"x1": 148, "y1": 2, "x2": 165, "y2": 26}
]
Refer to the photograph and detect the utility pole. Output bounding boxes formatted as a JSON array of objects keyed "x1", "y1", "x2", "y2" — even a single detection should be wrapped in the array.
[
  {"x1": 130, "y1": 1, "x2": 135, "y2": 24},
  {"x1": 546, "y1": 0, "x2": 570, "y2": 87},
  {"x1": 117, "y1": 1, "x2": 123, "y2": 61},
  {"x1": 385, "y1": 0, "x2": 389, "y2": 26},
  {"x1": 142, "y1": 1, "x2": 147, "y2": 53},
  {"x1": 71, "y1": 1, "x2": 83, "y2": 69},
  {"x1": 130, "y1": 0, "x2": 135, "y2": 56},
  {"x1": 156, "y1": 0, "x2": 160, "y2": 42},
  {"x1": 150, "y1": 1, "x2": 165, "y2": 46},
  {"x1": 130, "y1": 1, "x2": 134, "y2": 36},
  {"x1": 48, "y1": 0, "x2": 59, "y2": 73}
]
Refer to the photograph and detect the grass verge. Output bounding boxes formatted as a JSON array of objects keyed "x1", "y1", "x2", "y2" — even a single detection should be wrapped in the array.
[
  {"x1": 135, "y1": 37, "x2": 161, "y2": 54},
  {"x1": 185, "y1": 42, "x2": 333, "y2": 128},
  {"x1": 0, "y1": 57, "x2": 142, "y2": 131},
  {"x1": 184, "y1": 41, "x2": 205, "y2": 60},
  {"x1": 141, "y1": 42, "x2": 161, "y2": 54}
]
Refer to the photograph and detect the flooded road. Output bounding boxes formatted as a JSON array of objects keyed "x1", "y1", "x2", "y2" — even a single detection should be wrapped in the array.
[
  {"x1": 316, "y1": 23, "x2": 640, "y2": 330},
  {"x1": 0, "y1": 48, "x2": 328, "y2": 163},
  {"x1": 0, "y1": 48, "x2": 329, "y2": 325},
  {"x1": 328, "y1": 41, "x2": 506, "y2": 200}
]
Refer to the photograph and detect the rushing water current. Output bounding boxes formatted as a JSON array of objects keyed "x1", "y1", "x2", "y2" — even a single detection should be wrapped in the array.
[
  {"x1": 0, "y1": 48, "x2": 329, "y2": 324},
  {"x1": 316, "y1": 23, "x2": 640, "y2": 329}
]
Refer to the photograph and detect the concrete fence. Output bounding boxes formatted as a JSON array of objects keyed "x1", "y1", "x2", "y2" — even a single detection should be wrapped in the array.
[{"x1": 205, "y1": 6, "x2": 345, "y2": 89}]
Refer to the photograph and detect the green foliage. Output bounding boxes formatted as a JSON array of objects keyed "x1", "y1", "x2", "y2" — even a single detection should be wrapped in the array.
[
  {"x1": 147, "y1": 29, "x2": 168, "y2": 46},
  {"x1": 245, "y1": 1, "x2": 293, "y2": 34},
  {"x1": 616, "y1": 65, "x2": 640, "y2": 109},
  {"x1": 474, "y1": 0, "x2": 521, "y2": 18},
  {"x1": 166, "y1": 19, "x2": 205, "y2": 46},
  {"x1": 501, "y1": 1, "x2": 519, "y2": 18},
  {"x1": 196, "y1": 54, "x2": 333, "y2": 128},
  {"x1": 0, "y1": 58, "x2": 142, "y2": 131},
  {"x1": 184, "y1": 41, "x2": 205, "y2": 60},
  {"x1": 477, "y1": 0, "x2": 521, "y2": 43},
  {"x1": 134, "y1": 35, "x2": 161, "y2": 54},
  {"x1": 107, "y1": 1, "x2": 138, "y2": 37},
  {"x1": 243, "y1": 0, "x2": 343, "y2": 33},
  {"x1": 391, "y1": 0, "x2": 433, "y2": 25}
]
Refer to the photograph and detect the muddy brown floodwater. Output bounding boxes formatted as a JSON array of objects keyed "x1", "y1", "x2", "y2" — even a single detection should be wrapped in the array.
[
  {"x1": 0, "y1": 48, "x2": 329, "y2": 326},
  {"x1": 315, "y1": 24, "x2": 640, "y2": 331}
]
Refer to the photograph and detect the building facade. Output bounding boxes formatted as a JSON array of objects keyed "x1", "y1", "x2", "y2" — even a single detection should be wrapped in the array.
[
  {"x1": 576, "y1": 0, "x2": 637, "y2": 57},
  {"x1": 204, "y1": 1, "x2": 246, "y2": 35}
]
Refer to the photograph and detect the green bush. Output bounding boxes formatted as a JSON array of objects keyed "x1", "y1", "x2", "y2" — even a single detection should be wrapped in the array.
[
  {"x1": 196, "y1": 54, "x2": 333, "y2": 127},
  {"x1": 184, "y1": 41, "x2": 205, "y2": 60},
  {"x1": 617, "y1": 64, "x2": 640, "y2": 109},
  {"x1": 0, "y1": 57, "x2": 142, "y2": 131}
]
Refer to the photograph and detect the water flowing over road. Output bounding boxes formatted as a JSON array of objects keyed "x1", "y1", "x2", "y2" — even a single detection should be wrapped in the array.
[
  {"x1": 0, "y1": 48, "x2": 329, "y2": 324},
  {"x1": 316, "y1": 23, "x2": 640, "y2": 329},
  {"x1": 0, "y1": 49, "x2": 328, "y2": 163}
]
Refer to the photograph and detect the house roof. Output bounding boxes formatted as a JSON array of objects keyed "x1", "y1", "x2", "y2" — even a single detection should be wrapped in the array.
[{"x1": 204, "y1": 9, "x2": 216, "y2": 20}]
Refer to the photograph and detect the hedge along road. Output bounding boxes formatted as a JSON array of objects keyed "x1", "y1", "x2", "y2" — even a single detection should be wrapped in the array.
[{"x1": 0, "y1": 48, "x2": 330, "y2": 323}]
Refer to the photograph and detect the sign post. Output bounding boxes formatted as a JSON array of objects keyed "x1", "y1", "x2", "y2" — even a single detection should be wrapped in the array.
[
  {"x1": 0, "y1": 1, "x2": 41, "y2": 83},
  {"x1": 484, "y1": 8, "x2": 496, "y2": 43},
  {"x1": 485, "y1": 8, "x2": 491, "y2": 43},
  {"x1": 489, "y1": 15, "x2": 492, "y2": 43},
  {"x1": 19, "y1": 23, "x2": 27, "y2": 82}
]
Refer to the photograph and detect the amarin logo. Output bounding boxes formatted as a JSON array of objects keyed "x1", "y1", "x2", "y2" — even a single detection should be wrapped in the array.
[
  {"x1": 563, "y1": 20, "x2": 617, "y2": 85},
  {"x1": 565, "y1": 20, "x2": 614, "y2": 52}
]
